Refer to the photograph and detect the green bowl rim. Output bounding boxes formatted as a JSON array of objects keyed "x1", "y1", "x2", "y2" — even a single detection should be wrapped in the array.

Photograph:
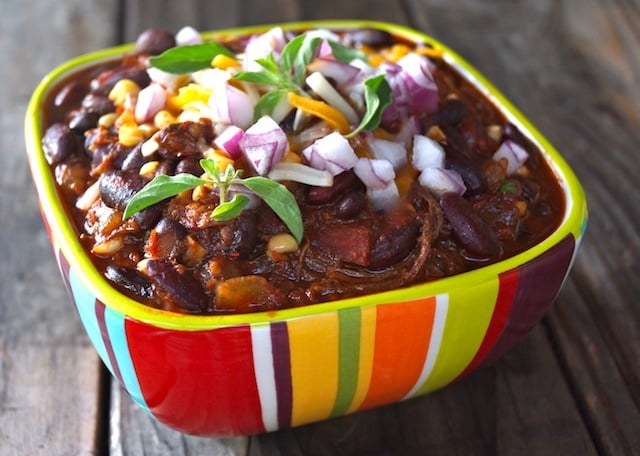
[{"x1": 24, "y1": 20, "x2": 588, "y2": 330}]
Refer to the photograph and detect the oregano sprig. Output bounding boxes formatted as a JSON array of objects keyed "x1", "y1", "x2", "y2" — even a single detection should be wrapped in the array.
[{"x1": 123, "y1": 159, "x2": 303, "y2": 242}]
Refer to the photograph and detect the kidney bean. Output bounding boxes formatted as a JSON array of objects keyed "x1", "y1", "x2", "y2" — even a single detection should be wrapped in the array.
[
  {"x1": 432, "y1": 98, "x2": 467, "y2": 127},
  {"x1": 99, "y1": 169, "x2": 148, "y2": 210},
  {"x1": 156, "y1": 159, "x2": 177, "y2": 176},
  {"x1": 81, "y1": 93, "x2": 115, "y2": 115},
  {"x1": 135, "y1": 28, "x2": 176, "y2": 55},
  {"x1": 335, "y1": 191, "x2": 367, "y2": 220},
  {"x1": 42, "y1": 123, "x2": 83, "y2": 165},
  {"x1": 350, "y1": 28, "x2": 394, "y2": 48},
  {"x1": 440, "y1": 192, "x2": 500, "y2": 259},
  {"x1": 68, "y1": 110, "x2": 100, "y2": 133},
  {"x1": 445, "y1": 153, "x2": 487, "y2": 196},
  {"x1": 54, "y1": 81, "x2": 85, "y2": 108},
  {"x1": 105, "y1": 265, "x2": 152, "y2": 298},
  {"x1": 218, "y1": 212, "x2": 258, "y2": 259},
  {"x1": 518, "y1": 177, "x2": 541, "y2": 202},
  {"x1": 121, "y1": 143, "x2": 147, "y2": 171},
  {"x1": 132, "y1": 205, "x2": 164, "y2": 231},
  {"x1": 149, "y1": 218, "x2": 187, "y2": 259},
  {"x1": 90, "y1": 64, "x2": 151, "y2": 96},
  {"x1": 369, "y1": 213, "x2": 420, "y2": 270},
  {"x1": 157, "y1": 123, "x2": 201, "y2": 159},
  {"x1": 143, "y1": 259, "x2": 209, "y2": 313},
  {"x1": 307, "y1": 171, "x2": 363, "y2": 205},
  {"x1": 175, "y1": 157, "x2": 203, "y2": 176}
]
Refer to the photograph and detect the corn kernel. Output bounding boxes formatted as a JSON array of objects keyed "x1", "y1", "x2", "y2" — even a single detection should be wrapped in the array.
[
  {"x1": 191, "y1": 184, "x2": 209, "y2": 201},
  {"x1": 116, "y1": 108, "x2": 136, "y2": 127},
  {"x1": 98, "y1": 112, "x2": 117, "y2": 128},
  {"x1": 108, "y1": 79, "x2": 140, "y2": 106},
  {"x1": 141, "y1": 137, "x2": 159, "y2": 157},
  {"x1": 385, "y1": 44, "x2": 411, "y2": 62},
  {"x1": 282, "y1": 151, "x2": 302, "y2": 163},
  {"x1": 487, "y1": 124, "x2": 503, "y2": 142},
  {"x1": 267, "y1": 233, "x2": 299, "y2": 258},
  {"x1": 516, "y1": 201, "x2": 528, "y2": 217},
  {"x1": 139, "y1": 161, "x2": 159, "y2": 178},
  {"x1": 118, "y1": 123, "x2": 145, "y2": 147},
  {"x1": 211, "y1": 54, "x2": 240, "y2": 70},
  {"x1": 415, "y1": 46, "x2": 444, "y2": 59},
  {"x1": 137, "y1": 123, "x2": 157, "y2": 138},
  {"x1": 167, "y1": 83, "x2": 212, "y2": 110},
  {"x1": 154, "y1": 110, "x2": 176, "y2": 129},
  {"x1": 205, "y1": 149, "x2": 235, "y2": 172},
  {"x1": 426, "y1": 125, "x2": 447, "y2": 142}
]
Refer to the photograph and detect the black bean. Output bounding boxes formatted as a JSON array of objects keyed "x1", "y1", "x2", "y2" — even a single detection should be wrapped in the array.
[
  {"x1": 90, "y1": 65, "x2": 150, "y2": 96},
  {"x1": 175, "y1": 157, "x2": 203, "y2": 176},
  {"x1": 135, "y1": 28, "x2": 176, "y2": 55},
  {"x1": 105, "y1": 265, "x2": 152, "y2": 298},
  {"x1": 350, "y1": 28, "x2": 394, "y2": 48},
  {"x1": 432, "y1": 99, "x2": 467, "y2": 127},
  {"x1": 133, "y1": 205, "x2": 164, "y2": 231},
  {"x1": 156, "y1": 160, "x2": 176, "y2": 176},
  {"x1": 121, "y1": 143, "x2": 147, "y2": 171},
  {"x1": 143, "y1": 259, "x2": 209, "y2": 313},
  {"x1": 445, "y1": 154, "x2": 487, "y2": 196},
  {"x1": 218, "y1": 212, "x2": 258, "y2": 259},
  {"x1": 68, "y1": 110, "x2": 100, "y2": 133},
  {"x1": 502, "y1": 123, "x2": 529, "y2": 149},
  {"x1": 307, "y1": 171, "x2": 363, "y2": 205},
  {"x1": 99, "y1": 170, "x2": 148, "y2": 210},
  {"x1": 335, "y1": 192, "x2": 366, "y2": 220},
  {"x1": 81, "y1": 94, "x2": 115, "y2": 116},
  {"x1": 440, "y1": 192, "x2": 500, "y2": 259},
  {"x1": 369, "y1": 219, "x2": 420, "y2": 270},
  {"x1": 42, "y1": 123, "x2": 82, "y2": 165},
  {"x1": 54, "y1": 81, "x2": 85, "y2": 109}
]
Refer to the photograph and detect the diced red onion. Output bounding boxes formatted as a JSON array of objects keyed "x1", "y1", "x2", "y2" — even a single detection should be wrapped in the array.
[
  {"x1": 134, "y1": 83, "x2": 167, "y2": 124},
  {"x1": 268, "y1": 162, "x2": 334, "y2": 187},
  {"x1": 366, "y1": 135, "x2": 407, "y2": 170},
  {"x1": 391, "y1": 115, "x2": 421, "y2": 148},
  {"x1": 302, "y1": 131, "x2": 359, "y2": 176},
  {"x1": 209, "y1": 82, "x2": 254, "y2": 130},
  {"x1": 214, "y1": 125, "x2": 245, "y2": 159},
  {"x1": 418, "y1": 167, "x2": 466, "y2": 196},
  {"x1": 354, "y1": 158, "x2": 396, "y2": 189},
  {"x1": 243, "y1": 27, "x2": 287, "y2": 71},
  {"x1": 493, "y1": 140, "x2": 529, "y2": 175},
  {"x1": 412, "y1": 134, "x2": 445, "y2": 171},
  {"x1": 239, "y1": 116, "x2": 288, "y2": 175},
  {"x1": 307, "y1": 58, "x2": 361, "y2": 87},
  {"x1": 146, "y1": 67, "x2": 185, "y2": 92},
  {"x1": 367, "y1": 181, "x2": 400, "y2": 211},
  {"x1": 175, "y1": 26, "x2": 202, "y2": 46}
]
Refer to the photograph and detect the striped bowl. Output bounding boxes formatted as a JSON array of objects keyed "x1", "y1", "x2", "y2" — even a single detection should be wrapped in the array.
[{"x1": 25, "y1": 21, "x2": 587, "y2": 436}]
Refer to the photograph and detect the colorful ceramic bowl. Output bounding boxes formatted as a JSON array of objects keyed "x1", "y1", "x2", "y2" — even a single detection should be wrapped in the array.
[{"x1": 25, "y1": 20, "x2": 587, "y2": 436}]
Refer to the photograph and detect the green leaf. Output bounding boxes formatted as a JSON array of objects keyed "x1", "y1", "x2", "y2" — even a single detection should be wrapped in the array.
[
  {"x1": 500, "y1": 181, "x2": 518, "y2": 194},
  {"x1": 280, "y1": 34, "x2": 307, "y2": 72},
  {"x1": 234, "y1": 71, "x2": 281, "y2": 86},
  {"x1": 200, "y1": 157, "x2": 220, "y2": 180},
  {"x1": 211, "y1": 193, "x2": 251, "y2": 221},
  {"x1": 345, "y1": 74, "x2": 392, "y2": 138},
  {"x1": 242, "y1": 177, "x2": 304, "y2": 243},
  {"x1": 254, "y1": 55, "x2": 281, "y2": 74},
  {"x1": 123, "y1": 174, "x2": 207, "y2": 219},
  {"x1": 328, "y1": 40, "x2": 367, "y2": 63},
  {"x1": 149, "y1": 42, "x2": 235, "y2": 74},
  {"x1": 292, "y1": 36, "x2": 322, "y2": 85},
  {"x1": 253, "y1": 89, "x2": 289, "y2": 121}
]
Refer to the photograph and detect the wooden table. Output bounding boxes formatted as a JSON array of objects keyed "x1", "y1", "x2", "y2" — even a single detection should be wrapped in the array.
[{"x1": 2, "y1": 0, "x2": 639, "y2": 454}]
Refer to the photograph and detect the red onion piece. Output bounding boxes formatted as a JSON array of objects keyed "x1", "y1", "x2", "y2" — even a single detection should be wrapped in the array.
[
  {"x1": 175, "y1": 26, "x2": 202, "y2": 46},
  {"x1": 243, "y1": 27, "x2": 287, "y2": 71},
  {"x1": 412, "y1": 134, "x2": 445, "y2": 171},
  {"x1": 214, "y1": 125, "x2": 245, "y2": 159},
  {"x1": 302, "y1": 131, "x2": 359, "y2": 176},
  {"x1": 228, "y1": 183, "x2": 260, "y2": 210},
  {"x1": 418, "y1": 167, "x2": 466, "y2": 196},
  {"x1": 368, "y1": 181, "x2": 400, "y2": 211},
  {"x1": 354, "y1": 158, "x2": 396, "y2": 189},
  {"x1": 134, "y1": 83, "x2": 167, "y2": 124},
  {"x1": 209, "y1": 83, "x2": 254, "y2": 130},
  {"x1": 146, "y1": 67, "x2": 185, "y2": 92},
  {"x1": 366, "y1": 135, "x2": 407, "y2": 170},
  {"x1": 493, "y1": 139, "x2": 529, "y2": 175},
  {"x1": 239, "y1": 116, "x2": 288, "y2": 175}
]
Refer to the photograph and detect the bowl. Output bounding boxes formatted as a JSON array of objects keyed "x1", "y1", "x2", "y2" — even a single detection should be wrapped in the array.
[{"x1": 25, "y1": 20, "x2": 587, "y2": 436}]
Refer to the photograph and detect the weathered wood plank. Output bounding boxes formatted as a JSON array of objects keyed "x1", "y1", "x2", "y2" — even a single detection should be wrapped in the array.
[{"x1": 0, "y1": 1, "x2": 119, "y2": 453}]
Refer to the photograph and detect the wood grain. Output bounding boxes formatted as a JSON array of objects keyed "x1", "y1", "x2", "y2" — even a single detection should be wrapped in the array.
[{"x1": 2, "y1": 0, "x2": 639, "y2": 454}]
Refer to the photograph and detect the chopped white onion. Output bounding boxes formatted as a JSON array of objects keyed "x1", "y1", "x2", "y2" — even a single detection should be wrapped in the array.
[
  {"x1": 239, "y1": 116, "x2": 288, "y2": 175},
  {"x1": 354, "y1": 158, "x2": 396, "y2": 189},
  {"x1": 175, "y1": 26, "x2": 202, "y2": 46},
  {"x1": 492, "y1": 140, "x2": 529, "y2": 175},
  {"x1": 418, "y1": 167, "x2": 466, "y2": 196},
  {"x1": 268, "y1": 162, "x2": 334, "y2": 187},
  {"x1": 368, "y1": 181, "x2": 400, "y2": 211},
  {"x1": 209, "y1": 82, "x2": 254, "y2": 129},
  {"x1": 134, "y1": 83, "x2": 167, "y2": 124},
  {"x1": 192, "y1": 68, "x2": 231, "y2": 89},
  {"x1": 305, "y1": 72, "x2": 359, "y2": 124},
  {"x1": 307, "y1": 58, "x2": 361, "y2": 87},
  {"x1": 302, "y1": 131, "x2": 359, "y2": 176},
  {"x1": 146, "y1": 67, "x2": 186, "y2": 93},
  {"x1": 412, "y1": 134, "x2": 445, "y2": 170},
  {"x1": 214, "y1": 125, "x2": 245, "y2": 159},
  {"x1": 366, "y1": 135, "x2": 407, "y2": 170}
]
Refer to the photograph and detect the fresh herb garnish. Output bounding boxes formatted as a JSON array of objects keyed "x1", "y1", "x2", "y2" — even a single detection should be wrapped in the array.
[
  {"x1": 499, "y1": 180, "x2": 518, "y2": 194},
  {"x1": 345, "y1": 74, "x2": 392, "y2": 138},
  {"x1": 123, "y1": 159, "x2": 304, "y2": 242},
  {"x1": 149, "y1": 42, "x2": 235, "y2": 74}
]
